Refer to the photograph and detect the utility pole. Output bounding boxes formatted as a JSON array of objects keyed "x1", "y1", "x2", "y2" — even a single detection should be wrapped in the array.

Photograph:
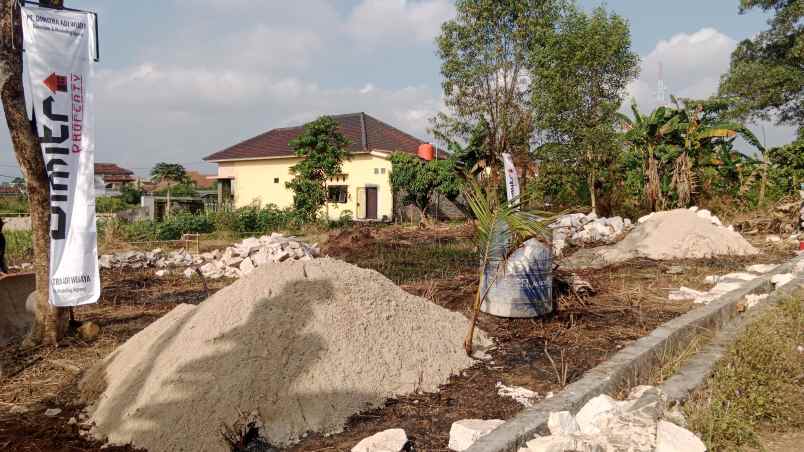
[{"x1": 0, "y1": 0, "x2": 68, "y2": 345}]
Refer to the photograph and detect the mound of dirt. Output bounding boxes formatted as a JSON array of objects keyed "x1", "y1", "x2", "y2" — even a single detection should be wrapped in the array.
[
  {"x1": 563, "y1": 209, "x2": 759, "y2": 269},
  {"x1": 80, "y1": 258, "x2": 489, "y2": 451}
]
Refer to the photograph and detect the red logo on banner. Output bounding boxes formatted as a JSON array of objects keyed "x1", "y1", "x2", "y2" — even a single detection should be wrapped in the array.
[{"x1": 43, "y1": 72, "x2": 68, "y2": 94}]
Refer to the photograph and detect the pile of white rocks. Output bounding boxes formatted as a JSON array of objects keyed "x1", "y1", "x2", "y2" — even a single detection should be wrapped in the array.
[
  {"x1": 669, "y1": 260, "x2": 804, "y2": 306},
  {"x1": 184, "y1": 234, "x2": 320, "y2": 280},
  {"x1": 97, "y1": 233, "x2": 320, "y2": 280},
  {"x1": 520, "y1": 386, "x2": 705, "y2": 452},
  {"x1": 639, "y1": 206, "x2": 729, "y2": 229},
  {"x1": 98, "y1": 249, "x2": 192, "y2": 270},
  {"x1": 549, "y1": 212, "x2": 633, "y2": 257},
  {"x1": 351, "y1": 386, "x2": 704, "y2": 452}
]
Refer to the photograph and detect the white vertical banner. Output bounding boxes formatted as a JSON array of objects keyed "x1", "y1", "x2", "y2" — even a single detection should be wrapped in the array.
[
  {"x1": 22, "y1": 5, "x2": 100, "y2": 306},
  {"x1": 501, "y1": 152, "x2": 521, "y2": 206}
]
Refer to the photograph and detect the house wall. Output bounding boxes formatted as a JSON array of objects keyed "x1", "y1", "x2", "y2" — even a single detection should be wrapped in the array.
[{"x1": 217, "y1": 153, "x2": 394, "y2": 220}]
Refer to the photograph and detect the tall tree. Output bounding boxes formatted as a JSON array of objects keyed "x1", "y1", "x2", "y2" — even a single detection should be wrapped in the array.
[
  {"x1": 530, "y1": 6, "x2": 639, "y2": 213},
  {"x1": 719, "y1": 0, "x2": 803, "y2": 133},
  {"x1": 285, "y1": 116, "x2": 350, "y2": 222},
  {"x1": 434, "y1": 0, "x2": 566, "y2": 191},
  {"x1": 0, "y1": 0, "x2": 68, "y2": 345},
  {"x1": 151, "y1": 162, "x2": 188, "y2": 218}
]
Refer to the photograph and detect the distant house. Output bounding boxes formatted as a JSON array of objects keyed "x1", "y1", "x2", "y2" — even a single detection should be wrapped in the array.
[
  {"x1": 95, "y1": 163, "x2": 136, "y2": 190},
  {"x1": 0, "y1": 185, "x2": 24, "y2": 198},
  {"x1": 186, "y1": 171, "x2": 216, "y2": 190},
  {"x1": 203, "y1": 112, "x2": 436, "y2": 221}
]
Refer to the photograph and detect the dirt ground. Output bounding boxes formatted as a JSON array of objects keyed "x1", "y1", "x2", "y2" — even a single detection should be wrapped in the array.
[{"x1": 0, "y1": 223, "x2": 796, "y2": 451}]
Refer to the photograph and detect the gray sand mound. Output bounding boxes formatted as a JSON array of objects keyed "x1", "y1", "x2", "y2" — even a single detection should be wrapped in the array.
[
  {"x1": 563, "y1": 209, "x2": 758, "y2": 269},
  {"x1": 80, "y1": 258, "x2": 489, "y2": 451}
]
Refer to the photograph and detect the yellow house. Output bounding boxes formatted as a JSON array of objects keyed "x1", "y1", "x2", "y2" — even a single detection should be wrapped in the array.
[{"x1": 203, "y1": 113, "x2": 434, "y2": 221}]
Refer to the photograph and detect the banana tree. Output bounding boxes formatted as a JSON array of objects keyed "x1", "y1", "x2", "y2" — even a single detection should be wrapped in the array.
[
  {"x1": 619, "y1": 98, "x2": 765, "y2": 210},
  {"x1": 617, "y1": 100, "x2": 678, "y2": 211},
  {"x1": 663, "y1": 98, "x2": 765, "y2": 207}
]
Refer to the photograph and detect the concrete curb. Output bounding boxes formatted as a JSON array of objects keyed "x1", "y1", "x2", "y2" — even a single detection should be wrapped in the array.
[
  {"x1": 466, "y1": 254, "x2": 804, "y2": 452},
  {"x1": 660, "y1": 271, "x2": 804, "y2": 403}
]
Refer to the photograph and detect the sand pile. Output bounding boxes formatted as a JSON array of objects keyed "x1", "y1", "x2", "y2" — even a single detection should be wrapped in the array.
[
  {"x1": 79, "y1": 258, "x2": 488, "y2": 451},
  {"x1": 563, "y1": 209, "x2": 758, "y2": 269}
]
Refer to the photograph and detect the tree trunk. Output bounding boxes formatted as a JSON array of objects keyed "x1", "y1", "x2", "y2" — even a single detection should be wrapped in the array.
[
  {"x1": 0, "y1": 0, "x2": 68, "y2": 345},
  {"x1": 759, "y1": 154, "x2": 768, "y2": 206}
]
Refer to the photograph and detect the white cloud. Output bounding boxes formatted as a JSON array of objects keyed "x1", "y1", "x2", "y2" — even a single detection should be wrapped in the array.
[
  {"x1": 360, "y1": 83, "x2": 376, "y2": 94},
  {"x1": 625, "y1": 27, "x2": 796, "y2": 150},
  {"x1": 626, "y1": 28, "x2": 737, "y2": 112},
  {"x1": 346, "y1": 0, "x2": 454, "y2": 45}
]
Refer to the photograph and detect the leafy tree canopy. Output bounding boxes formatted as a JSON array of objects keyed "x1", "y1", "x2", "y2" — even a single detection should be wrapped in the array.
[
  {"x1": 150, "y1": 162, "x2": 188, "y2": 184},
  {"x1": 389, "y1": 153, "x2": 462, "y2": 222},
  {"x1": 434, "y1": 0, "x2": 566, "y2": 187},
  {"x1": 719, "y1": 0, "x2": 803, "y2": 131},
  {"x1": 530, "y1": 5, "x2": 639, "y2": 212},
  {"x1": 286, "y1": 116, "x2": 350, "y2": 220}
]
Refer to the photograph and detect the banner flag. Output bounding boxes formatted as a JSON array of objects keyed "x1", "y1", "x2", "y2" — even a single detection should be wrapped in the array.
[
  {"x1": 22, "y1": 5, "x2": 100, "y2": 306},
  {"x1": 501, "y1": 153, "x2": 521, "y2": 207}
]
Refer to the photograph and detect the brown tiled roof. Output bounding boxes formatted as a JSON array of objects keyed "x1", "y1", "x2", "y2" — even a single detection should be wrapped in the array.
[
  {"x1": 186, "y1": 171, "x2": 216, "y2": 189},
  {"x1": 102, "y1": 174, "x2": 136, "y2": 183},
  {"x1": 0, "y1": 185, "x2": 23, "y2": 195},
  {"x1": 95, "y1": 163, "x2": 134, "y2": 176},
  {"x1": 204, "y1": 113, "x2": 429, "y2": 162}
]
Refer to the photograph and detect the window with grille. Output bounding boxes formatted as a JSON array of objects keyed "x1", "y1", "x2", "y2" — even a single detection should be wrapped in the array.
[{"x1": 328, "y1": 185, "x2": 348, "y2": 203}]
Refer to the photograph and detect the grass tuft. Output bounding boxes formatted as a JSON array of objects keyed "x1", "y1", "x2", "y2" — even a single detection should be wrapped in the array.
[
  {"x1": 685, "y1": 289, "x2": 804, "y2": 451},
  {"x1": 4, "y1": 229, "x2": 33, "y2": 264}
]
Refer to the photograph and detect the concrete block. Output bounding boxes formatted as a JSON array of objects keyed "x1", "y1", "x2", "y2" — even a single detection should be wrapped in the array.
[{"x1": 575, "y1": 394, "x2": 618, "y2": 434}]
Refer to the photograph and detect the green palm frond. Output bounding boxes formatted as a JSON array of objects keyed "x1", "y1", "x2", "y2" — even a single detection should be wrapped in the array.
[{"x1": 463, "y1": 178, "x2": 554, "y2": 261}]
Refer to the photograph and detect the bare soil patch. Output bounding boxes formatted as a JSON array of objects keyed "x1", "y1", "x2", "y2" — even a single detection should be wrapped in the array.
[{"x1": 0, "y1": 223, "x2": 793, "y2": 451}]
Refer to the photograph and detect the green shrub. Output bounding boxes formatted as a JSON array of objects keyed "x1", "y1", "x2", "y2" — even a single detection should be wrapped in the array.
[
  {"x1": 329, "y1": 209, "x2": 354, "y2": 229},
  {"x1": 96, "y1": 196, "x2": 131, "y2": 213},
  {"x1": 156, "y1": 213, "x2": 215, "y2": 240},
  {"x1": 0, "y1": 197, "x2": 29, "y2": 214},
  {"x1": 228, "y1": 205, "x2": 299, "y2": 234}
]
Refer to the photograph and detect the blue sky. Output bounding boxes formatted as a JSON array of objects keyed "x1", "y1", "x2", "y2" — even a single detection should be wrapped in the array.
[{"x1": 0, "y1": 0, "x2": 795, "y2": 178}]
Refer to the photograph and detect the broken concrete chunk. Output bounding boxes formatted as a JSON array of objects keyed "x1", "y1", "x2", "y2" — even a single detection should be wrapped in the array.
[
  {"x1": 547, "y1": 411, "x2": 580, "y2": 436},
  {"x1": 575, "y1": 394, "x2": 619, "y2": 434},
  {"x1": 448, "y1": 419, "x2": 505, "y2": 451},
  {"x1": 183, "y1": 267, "x2": 195, "y2": 279},
  {"x1": 525, "y1": 434, "x2": 606, "y2": 452},
  {"x1": 496, "y1": 382, "x2": 538, "y2": 407},
  {"x1": 239, "y1": 257, "x2": 255, "y2": 275},
  {"x1": 655, "y1": 420, "x2": 706, "y2": 452},
  {"x1": 351, "y1": 428, "x2": 408, "y2": 452},
  {"x1": 44, "y1": 408, "x2": 62, "y2": 417},
  {"x1": 98, "y1": 255, "x2": 113, "y2": 269}
]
